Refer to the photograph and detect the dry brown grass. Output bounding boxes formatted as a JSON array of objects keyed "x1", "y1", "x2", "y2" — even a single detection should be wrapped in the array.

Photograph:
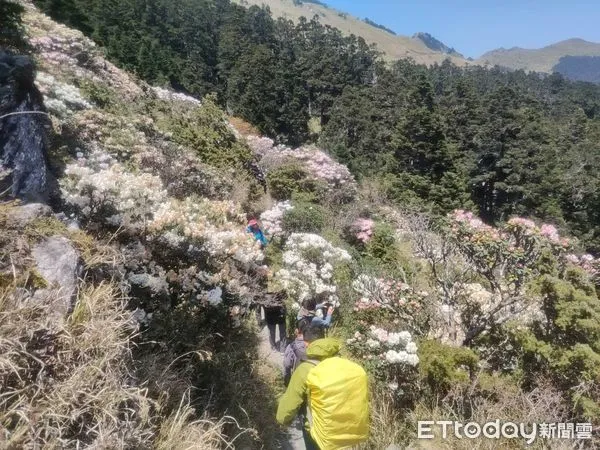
[
  {"x1": 365, "y1": 379, "x2": 576, "y2": 450},
  {"x1": 0, "y1": 276, "x2": 236, "y2": 448},
  {"x1": 229, "y1": 116, "x2": 260, "y2": 137}
]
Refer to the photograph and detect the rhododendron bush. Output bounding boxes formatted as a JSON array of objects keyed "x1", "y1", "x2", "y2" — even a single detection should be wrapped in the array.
[
  {"x1": 260, "y1": 201, "x2": 293, "y2": 235},
  {"x1": 346, "y1": 326, "x2": 419, "y2": 398},
  {"x1": 445, "y1": 210, "x2": 600, "y2": 344},
  {"x1": 275, "y1": 233, "x2": 351, "y2": 306},
  {"x1": 351, "y1": 274, "x2": 429, "y2": 333},
  {"x1": 246, "y1": 135, "x2": 357, "y2": 200},
  {"x1": 62, "y1": 157, "x2": 168, "y2": 227},
  {"x1": 349, "y1": 218, "x2": 374, "y2": 244},
  {"x1": 347, "y1": 326, "x2": 419, "y2": 366},
  {"x1": 150, "y1": 197, "x2": 264, "y2": 265}
]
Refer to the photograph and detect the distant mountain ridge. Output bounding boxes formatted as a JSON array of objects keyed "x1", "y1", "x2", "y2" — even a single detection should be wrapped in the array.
[
  {"x1": 235, "y1": 1, "x2": 599, "y2": 82},
  {"x1": 413, "y1": 32, "x2": 463, "y2": 58},
  {"x1": 478, "y1": 38, "x2": 600, "y2": 82},
  {"x1": 233, "y1": 0, "x2": 468, "y2": 66}
]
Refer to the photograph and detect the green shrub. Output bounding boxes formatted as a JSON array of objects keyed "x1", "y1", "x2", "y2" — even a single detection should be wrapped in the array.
[
  {"x1": 281, "y1": 202, "x2": 326, "y2": 234},
  {"x1": 266, "y1": 164, "x2": 327, "y2": 202},
  {"x1": 79, "y1": 80, "x2": 118, "y2": 108},
  {"x1": 0, "y1": 0, "x2": 25, "y2": 50},
  {"x1": 167, "y1": 94, "x2": 252, "y2": 168},
  {"x1": 418, "y1": 340, "x2": 479, "y2": 396}
]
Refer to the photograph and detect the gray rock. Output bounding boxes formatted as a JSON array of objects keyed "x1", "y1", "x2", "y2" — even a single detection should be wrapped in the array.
[
  {"x1": 7, "y1": 202, "x2": 51, "y2": 226},
  {"x1": 32, "y1": 236, "x2": 82, "y2": 316},
  {"x1": 0, "y1": 51, "x2": 54, "y2": 201}
]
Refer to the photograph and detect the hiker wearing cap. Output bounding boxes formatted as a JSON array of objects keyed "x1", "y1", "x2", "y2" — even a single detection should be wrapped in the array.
[{"x1": 246, "y1": 218, "x2": 268, "y2": 248}]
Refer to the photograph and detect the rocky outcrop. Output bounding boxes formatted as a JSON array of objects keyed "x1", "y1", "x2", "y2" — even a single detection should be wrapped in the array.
[
  {"x1": 32, "y1": 235, "x2": 82, "y2": 316},
  {"x1": 0, "y1": 51, "x2": 53, "y2": 201},
  {"x1": 412, "y1": 32, "x2": 463, "y2": 57},
  {"x1": 6, "y1": 202, "x2": 52, "y2": 225}
]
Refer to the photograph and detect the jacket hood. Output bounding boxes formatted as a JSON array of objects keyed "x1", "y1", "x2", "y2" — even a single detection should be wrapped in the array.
[{"x1": 306, "y1": 338, "x2": 340, "y2": 359}]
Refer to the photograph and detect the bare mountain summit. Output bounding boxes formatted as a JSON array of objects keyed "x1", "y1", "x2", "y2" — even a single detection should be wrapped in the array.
[
  {"x1": 412, "y1": 32, "x2": 463, "y2": 58},
  {"x1": 232, "y1": 0, "x2": 469, "y2": 66},
  {"x1": 477, "y1": 38, "x2": 600, "y2": 82}
]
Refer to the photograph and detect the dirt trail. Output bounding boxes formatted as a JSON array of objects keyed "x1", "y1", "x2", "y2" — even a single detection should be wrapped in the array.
[{"x1": 257, "y1": 325, "x2": 306, "y2": 450}]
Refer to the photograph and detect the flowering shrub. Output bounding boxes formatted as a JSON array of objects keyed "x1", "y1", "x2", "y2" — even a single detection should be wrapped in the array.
[
  {"x1": 347, "y1": 326, "x2": 420, "y2": 398},
  {"x1": 275, "y1": 233, "x2": 351, "y2": 305},
  {"x1": 259, "y1": 201, "x2": 293, "y2": 235},
  {"x1": 29, "y1": 15, "x2": 143, "y2": 100},
  {"x1": 36, "y1": 72, "x2": 91, "y2": 117},
  {"x1": 350, "y1": 218, "x2": 374, "y2": 243},
  {"x1": 564, "y1": 253, "x2": 600, "y2": 281},
  {"x1": 450, "y1": 210, "x2": 570, "y2": 285},
  {"x1": 151, "y1": 86, "x2": 201, "y2": 106},
  {"x1": 347, "y1": 326, "x2": 419, "y2": 366},
  {"x1": 150, "y1": 197, "x2": 264, "y2": 265},
  {"x1": 447, "y1": 210, "x2": 587, "y2": 343},
  {"x1": 62, "y1": 157, "x2": 167, "y2": 228},
  {"x1": 247, "y1": 135, "x2": 357, "y2": 199},
  {"x1": 351, "y1": 274, "x2": 428, "y2": 332}
]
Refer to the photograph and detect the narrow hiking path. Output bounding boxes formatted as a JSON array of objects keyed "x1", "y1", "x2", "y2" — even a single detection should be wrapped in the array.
[{"x1": 257, "y1": 325, "x2": 306, "y2": 450}]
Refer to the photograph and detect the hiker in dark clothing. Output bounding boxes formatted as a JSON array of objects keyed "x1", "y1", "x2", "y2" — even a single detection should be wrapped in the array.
[
  {"x1": 282, "y1": 317, "x2": 311, "y2": 386},
  {"x1": 264, "y1": 303, "x2": 287, "y2": 352}
]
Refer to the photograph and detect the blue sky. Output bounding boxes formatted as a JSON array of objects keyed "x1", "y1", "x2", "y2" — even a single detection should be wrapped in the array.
[{"x1": 320, "y1": 0, "x2": 600, "y2": 58}]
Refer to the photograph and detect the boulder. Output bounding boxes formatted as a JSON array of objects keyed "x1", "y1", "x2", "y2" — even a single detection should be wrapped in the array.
[
  {"x1": 0, "y1": 52, "x2": 54, "y2": 201},
  {"x1": 32, "y1": 235, "x2": 82, "y2": 316},
  {"x1": 7, "y1": 202, "x2": 51, "y2": 226}
]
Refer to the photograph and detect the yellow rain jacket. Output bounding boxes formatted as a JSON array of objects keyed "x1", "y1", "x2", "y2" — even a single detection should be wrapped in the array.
[{"x1": 276, "y1": 338, "x2": 369, "y2": 450}]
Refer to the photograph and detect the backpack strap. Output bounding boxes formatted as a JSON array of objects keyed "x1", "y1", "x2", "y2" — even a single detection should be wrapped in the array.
[{"x1": 304, "y1": 359, "x2": 321, "y2": 430}]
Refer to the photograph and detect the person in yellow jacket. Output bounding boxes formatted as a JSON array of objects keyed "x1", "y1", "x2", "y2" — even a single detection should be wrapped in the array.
[
  {"x1": 276, "y1": 326, "x2": 328, "y2": 450},
  {"x1": 276, "y1": 326, "x2": 370, "y2": 450}
]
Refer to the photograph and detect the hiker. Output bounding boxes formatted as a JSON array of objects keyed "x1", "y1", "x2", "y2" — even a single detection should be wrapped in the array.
[
  {"x1": 264, "y1": 301, "x2": 287, "y2": 352},
  {"x1": 297, "y1": 297, "x2": 335, "y2": 329},
  {"x1": 276, "y1": 326, "x2": 370, "y2": 450},
  {"x1": 282, "y1": 317, "x2": 311, "y2": 386},
  {"x1": 246, "y1": 218, "x2": 268, "y2": 248}
]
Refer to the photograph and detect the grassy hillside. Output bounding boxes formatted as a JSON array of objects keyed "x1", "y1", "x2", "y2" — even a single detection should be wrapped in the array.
[
  {"x1": 233, "y1": 0, "x2": 468, "y2": 66},
  {"x1": 477, "y1": 38, "x2": 600, "y2": 74}
]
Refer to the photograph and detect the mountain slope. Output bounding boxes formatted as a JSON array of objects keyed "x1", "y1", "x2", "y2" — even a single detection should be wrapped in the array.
[
  {"x1": 413, "y1": 32, "x2": 464, "y2": 58},
  {"x1": 232, "y1": 0, "x2": 468, "y2": 66},
  {"x1": 477, "y1": 38, "x2": 600, "y2": 79}
]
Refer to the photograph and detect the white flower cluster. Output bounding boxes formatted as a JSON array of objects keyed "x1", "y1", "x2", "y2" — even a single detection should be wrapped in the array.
[
  {"x1": 276, "y1": 233, "x2": 351, "y2": 305},
  {"x1": 150, "y1": 197, "x2": 264, "y2": 265},
  {"x1": 352, "y1": 274, "x2": 387, "y2": 304},
  {"x1": 62, "y1": 154, "x2": 168, "y2": 227},
  {"x1": 245, "y1": 135, "x2": 288, "y2": 158},
  {"x1": 347, "y1": 326, "x2": 419, "y2": 366},
  {"x1": 151, "y1": 86, "x2": 201, "y2": 106},
  {"x1": 260, "y1": 201, "x2": 294, "y2": 235},
  {"x1": 206, "y1": 287, "x2": 223, "y2": 306},
  {"x1": 36, "y1": 72, "x2": 91, "y2": 117},
  {"x1": 29, "y1": 14, "x2": 143, "y2": 100}
]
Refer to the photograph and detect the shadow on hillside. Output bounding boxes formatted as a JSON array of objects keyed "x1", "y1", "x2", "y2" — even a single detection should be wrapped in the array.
[{"x1": 133, "y1": 311, "x2": 289, "y2": 449}]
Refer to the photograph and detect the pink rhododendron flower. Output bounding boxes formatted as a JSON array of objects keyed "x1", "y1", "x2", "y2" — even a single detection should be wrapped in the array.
[{"x1": 540, "y1": 224, "x2": 560, "y2": 243}]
